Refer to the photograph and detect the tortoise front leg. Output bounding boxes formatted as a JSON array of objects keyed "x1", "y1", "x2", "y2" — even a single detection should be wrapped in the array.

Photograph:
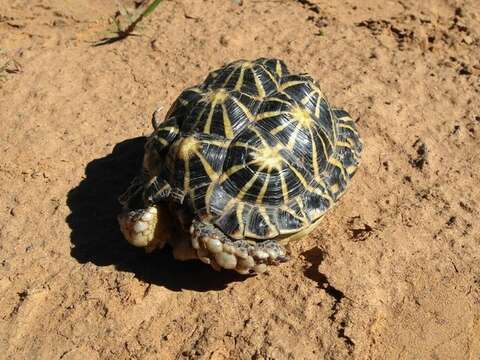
[
  {"x1": 118, "y1": 111, "x2": 179, "y2": 251},
  {"x1": 190, "y1": 220, "x2": 289, "y2": 274}
]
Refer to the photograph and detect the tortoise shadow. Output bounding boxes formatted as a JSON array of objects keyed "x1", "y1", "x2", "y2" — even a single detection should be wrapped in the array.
[
  {"x1": 301, "y1": 246, "x2": 346, "y2": 304},
  {"x1": 66, "y1": 137, "x2": 245, "y2": 292}
]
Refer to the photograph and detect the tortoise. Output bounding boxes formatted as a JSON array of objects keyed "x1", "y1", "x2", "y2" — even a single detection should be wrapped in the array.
[{"x1": 118, "y1": 58, "x2": 363, "y2": 274}]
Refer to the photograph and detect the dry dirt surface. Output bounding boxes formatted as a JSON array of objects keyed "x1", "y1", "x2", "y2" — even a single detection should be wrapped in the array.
[{"x1": 1, "y1": 0, "x2": 480, "y2": 359}]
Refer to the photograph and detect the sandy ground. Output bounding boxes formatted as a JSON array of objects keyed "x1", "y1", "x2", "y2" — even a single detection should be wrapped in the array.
[{"x1": 1, "y1": 0, "x2": 480, "y2": 359}]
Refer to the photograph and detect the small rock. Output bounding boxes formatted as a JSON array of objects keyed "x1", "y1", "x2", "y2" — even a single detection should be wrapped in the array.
[
  {"x1": 459, "y1": 64, "x2": 472, "y2": 75},
  {"x1": 462, "y1": 35, "x2": 474, "y2": 45},
  {"x1": 409, "y1": 139, "x2": 428, "y2": 170},
  {"x1": 219, "y1": 35, "x2": 229, "y2": 47}
]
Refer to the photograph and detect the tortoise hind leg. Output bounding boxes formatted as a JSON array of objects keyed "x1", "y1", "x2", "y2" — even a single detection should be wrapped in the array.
[{"x1": 190, "y1": 220, "x2": 289, "y2": 274}]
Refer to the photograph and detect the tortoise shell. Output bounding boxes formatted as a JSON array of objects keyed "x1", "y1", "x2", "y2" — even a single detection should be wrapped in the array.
[{"x1": 144, "y1": 58, "x2": 362, "y2": 242}]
